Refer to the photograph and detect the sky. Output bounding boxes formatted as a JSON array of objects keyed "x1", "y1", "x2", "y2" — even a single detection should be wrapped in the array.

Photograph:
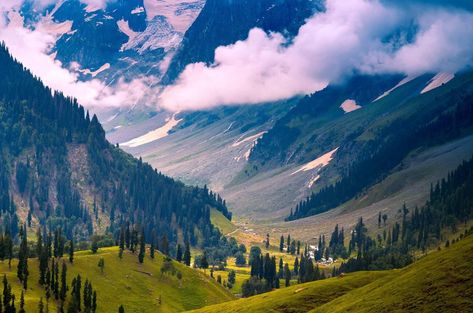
[
  {"x1": 1, "y1": 0, "x2": 473, "y2": 112},
  {"x1": 160, "y1": 0, "x2": 473, "y2": 111}
]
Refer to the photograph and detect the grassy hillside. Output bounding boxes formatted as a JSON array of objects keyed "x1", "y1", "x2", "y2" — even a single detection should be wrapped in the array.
[
  {"x1": 0, "y1": 247, "x2": 234, "y2": 313},
  {"x1": 210, "y1": 208, "x2": 237, "y2": 235},
  {"x1": 188, "y1": 233, "x2": 473, "y2": 313}
]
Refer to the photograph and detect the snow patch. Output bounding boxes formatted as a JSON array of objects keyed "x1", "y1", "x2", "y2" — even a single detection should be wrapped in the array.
[
  {"x1": 232, "y1": 131, "x2": 267, "y2": 147},
  {"x1": 121, "y1": 16, "x2": 181, "y2": 53},
  {"x1": 131, "y1": 6, "x2": 145, "y2": 14},
  {"x1": 307, "y1": 175, "x2": 320, "y2": 188},
  {"x1": 37, "y1": 20, "x2": 73, "y2": 37},
  {"x1": 421, "y1": 73, "x2": 454, "y2": 94},
  {"x1": 85, "y1": 4, "x2": 101, "y2": 13},
  {"x1": 292, "y1": 148, "x2": 339, "y2": 175},
  {"x1": 77, "y1": 63, "x2": 110, "y2": 77},
  {"x1": 85, "y1": 14, "x2": 97, "y2": 22},
  {"x1": 374, "y1": 76, "x2": 417, "y2": 102},
  {"x1": 117, "y1": 19, "x2": 139, "y2": 51},
  {"x1": 121, "y1": 113, "x2": 182, "y2": 147},
  {"x1": 340, "y1": 99, "x2": 361, "y2": 113},
  {"x1": 143, "y1": 0, "x2": 205, "y2": 33}
]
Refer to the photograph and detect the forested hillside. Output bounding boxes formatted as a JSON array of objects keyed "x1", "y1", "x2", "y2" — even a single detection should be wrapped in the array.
[
  {"x1": 280, "y1": 73, "x2": 473, "y2": 220},
  {"x1": 188, "y1": 230, "x2": 473, "y2": 313},
  {"x1": 0, "y1": 43, "x2": 231, "y2": 253}
]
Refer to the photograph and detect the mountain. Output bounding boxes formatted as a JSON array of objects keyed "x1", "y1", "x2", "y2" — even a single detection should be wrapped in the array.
[
  {"x1": 101, "y1": 0, "x2": 473, "y2": 226},
  {"x1": 163, "y1": 0, "x2": 321, "y2": 83},
  {"x1": 0, "y1": 43, "x2": 231, "y2": 254},
  {"x1": 187, "y1": 231, "x2": 473, "y2": 313},
  {"x1": 8, "y1": 0, "x2": 204, "y2": 83},
  {"x1": 281, "y1": 72, "x2": 473, "y2": 220}
]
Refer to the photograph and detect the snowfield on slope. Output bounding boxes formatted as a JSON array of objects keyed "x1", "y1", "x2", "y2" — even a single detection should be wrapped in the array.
[
  {"x1": 340, "y1": 99, "x2": 361, "y2": 113},
  {"x1": 292, "y1": 147, "x2": 339, "y2": 175},
  {"x1": 421, "y1": 73, "x2": 454, "y2": 94},
  {"x1": 121, "y1": 113, "x2": 182, "y2": 147}
]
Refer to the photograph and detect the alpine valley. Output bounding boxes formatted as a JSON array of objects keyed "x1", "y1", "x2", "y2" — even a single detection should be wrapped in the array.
[{"x1": 0, "y1": 0, "x2": 472, "y2": 312}]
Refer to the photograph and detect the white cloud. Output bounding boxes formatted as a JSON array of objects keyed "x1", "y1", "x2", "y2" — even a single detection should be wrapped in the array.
[
  {"x1": 0, "y1": 0, "x2": 157, "y2": 109},
  {"x1": 160, "y1": 0, "x2": 473, "y2": 111},
  {"x1": 0, "y1": 21, "x2": 155, "y2": 108}
]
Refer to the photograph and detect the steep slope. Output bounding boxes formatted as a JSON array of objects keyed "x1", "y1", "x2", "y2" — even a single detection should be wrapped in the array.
[
  {"x1": 0, "y1": 43, "x2": 230, "y2": 251},
  {"x1": 187, "y1": 232, "x2": 473, "y2": 313},
  {"x1": 284, "y1": 73, "x2": 472, "y2": 218},
  {"x1": 163, "y1": 0, "x2": 320, "y2": 83},
  {"x1": 7, "y1": 0, "x2": 204, "y2": 84},
  {"x1": 1, "y1": 247, "x2": 234, "y2": 313},
  {"x1": 109, "y1": 101, "x2": 295, "y2": 191}
]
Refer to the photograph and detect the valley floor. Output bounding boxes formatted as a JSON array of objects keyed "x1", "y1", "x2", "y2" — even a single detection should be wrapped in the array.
[
  {"x1": 228, "y1": 133, "x2": 473, "y2": 244},
  {"x1": 186, "y1": 233, "x2": 473, "y2": 313}
]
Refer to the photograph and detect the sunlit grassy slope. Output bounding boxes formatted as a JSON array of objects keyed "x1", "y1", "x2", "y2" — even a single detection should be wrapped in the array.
[
  {"x1": 188, "y1": 234, "x2": 473, "y2": 313},
  {"x1": 210, "y1": 208, "x2": 237, "y2": 235},
  {"x1": 0, "y1": 247, "x2": 234, "y2": 313}
]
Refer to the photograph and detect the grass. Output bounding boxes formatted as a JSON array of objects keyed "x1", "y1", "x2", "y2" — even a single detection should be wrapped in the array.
[
  {"x1": 210, "y1": 208, "x2": 237, "y2": 235},
  {"x1": 0, "y1": 247, "x2": 234, "y2": 313},
  {"x1": 187, "y1": 234, "x2": 473, "y2": 313}
]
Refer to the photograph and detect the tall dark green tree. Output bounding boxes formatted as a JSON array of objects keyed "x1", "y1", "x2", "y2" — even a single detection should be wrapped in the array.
[
  {"x1": 60, "y1": 261, "x2": 68, "y2": 302},
  {"x1": 69, "y1": 240, "x2": 74, "y2": 263},
  {"x1": 176, "y1": 244, "x2": 182, "y2": 262},
  {"x1": 17, "y1": 224, "x2": 28, "y2": 289},
  {"x1": 138, "y1": 230, "x2": 145, "y2": 264},
  {"x1": 183, "y1": 242, "x2": 191, "y2": 266},
  {"x1": 119, "y1": 227, "x2": 125, "y2": 259}
]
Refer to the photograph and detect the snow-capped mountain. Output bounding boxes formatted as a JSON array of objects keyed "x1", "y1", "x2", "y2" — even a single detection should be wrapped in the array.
[{"x1": 5, "y1": 0, "x2": 204, "y2": 83}]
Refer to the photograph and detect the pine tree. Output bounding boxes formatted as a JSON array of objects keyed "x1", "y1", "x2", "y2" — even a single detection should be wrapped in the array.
[
  {"x1": 293, "y1": 257, "x2": 299, "y2": 276},
  {"x1": 38, "y1": 297, "x2": 44, "y2": 313},
  {"x1": 92, "y1": 291, "x2": 97, "y2": 313},
  {"x1": 201, "y1": 252, "x2": 209, "y2": 271},
  {"x1": 18, "y1": 289, "x2": 25, "y2": 313},
  {"x1": 176, "y1": 244, "x2": 182, "y2": 262},
  {"x1": 138, "y1": 230, "x2": 145, "y2": 264},
  {"x1": 17, "y1": 224, "x2": 28, "y2": 289},
  {"x1": 228, "y1": 270, "x2": 236, "y2": 285},
  {"x1": 38, "y1": 229, "x2": 49, "y2": 285},
  {"x1": 69, "y1": 240, "x2": 74, "y2": 263},
  {"x1": 279, "y1": 235, "x2": 284, "y2": 252},
  {"x1": 54, "y1": 259, "x2": 59, "y2": 299},
  {"x1": 149, "y1": 237, "x2": 155, "y2": 260},
  {"x1": 119, "y1": 227, "x2": 125, "y2": 259},
  {"x1": 183, "y1": 242, "x2": 191, "y2": 266},
  {"x1": 284, "y1": 263, "x2": 291, "y2": 287},
  {"x1": 91, "y1": 237, "x2": 99, "y2": 254},
  {"x1": 60, "y1": 261, "x2": 68, "y2": 302},
  {"x1": 118, "y1": 305, "x2": 125, "y2": 313}
]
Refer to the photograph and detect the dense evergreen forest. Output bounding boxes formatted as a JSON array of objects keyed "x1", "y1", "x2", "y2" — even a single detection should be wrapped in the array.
[
  {"x1": 239, "y1": 155, "x2": 473, "y2": 297},
  {"x1": 287, "y1": 81, "x2": 473, "y2": 220},
  {"x1": 0, "y1": 43, "x2": 231, "y2": 254},
  {"x1": 333, "y1": 154, "x2": 473, "y2": 272}
]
